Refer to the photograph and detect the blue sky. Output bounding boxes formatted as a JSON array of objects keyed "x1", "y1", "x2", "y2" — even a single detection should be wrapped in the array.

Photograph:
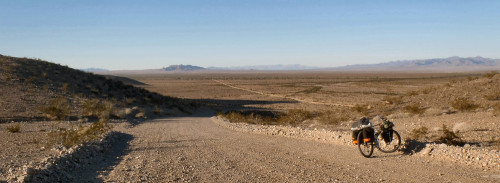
[{"x1": 1, "y1": 0, "x2": 499, "y2": 70}]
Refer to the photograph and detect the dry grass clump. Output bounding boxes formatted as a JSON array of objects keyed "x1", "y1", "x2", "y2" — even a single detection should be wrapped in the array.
[
  {"x1": 6, "y1": 123, "x2": 21, "y2": 133},
  {"x1": 218, "y1": 109, "x2": 351, "y2": 127},
  {"x1": 83, "y1": 99, "x2": 114, "y2": 118},
  {"x1": 217, "y1": 110, "x2": 278, "y2": 125},
  {"x1": 450, "y1": 97, "x2": 479, "y2": 112},
  {"x1": 408, "y1": 125, "x2": 464, "y2": 146},
  {"x1": 38, "y1": 97, "x2": 71, "y2": 120},
  {"x1": 46, "y1": 119, "x2": 112, "y2": 148},
  {"x1": 404, "y1": 104, "x2": 426, "y2": 115},
  {"x1": 436, "y1": 124, "x2": 464, "y2": 146},
  {"x1": 408, "y1": 126, "x2": 429, "y2": 141},
  {"x1": 482, "y1": 71, "x2": 498, "y2": 79}
]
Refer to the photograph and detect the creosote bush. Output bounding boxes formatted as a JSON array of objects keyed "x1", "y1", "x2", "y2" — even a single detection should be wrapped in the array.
[
  {"x1": 408, "y1": 126, "x2": 429, "y2": 141},
  {"x1": 46, "y1": 119, "x2": 112, "y2": 149},
  {"x1": 218, "y1": 109, "x2": 350, "y2": 127},
  {"x1": 408, "y1": 125, "x2": 464, "y2": 146},
  {"x1": 83, "y1": 99, "x2": 114, "y2": 118},
  {"x1": 6, "y1": 123, "x2": 21, "y2": 133},
  {"x1": 436, "y1": 124, "x2": 464, "y2": 146},
  {"x1": 39, "y1": 97, "x2": 71, "y2": 120},
  {"x1": 482, "y1": 71, "x2": 498, "y2": 79},
  {"x1": 450, "y1": 97, "x2": 479, "y2": 112}
]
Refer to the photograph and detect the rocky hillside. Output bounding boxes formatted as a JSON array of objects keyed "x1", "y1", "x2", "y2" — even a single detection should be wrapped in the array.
[
  {"x1": 0, "y1": 55, "x2": 195, "y2": 122},
  {"x1": 375, "y1": 72, "x2": 500, "y2": 116}
]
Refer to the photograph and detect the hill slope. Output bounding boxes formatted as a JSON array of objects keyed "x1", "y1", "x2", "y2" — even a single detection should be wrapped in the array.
[{"x1": 0, "y1": 55, "x2": 194, "y2": 122}]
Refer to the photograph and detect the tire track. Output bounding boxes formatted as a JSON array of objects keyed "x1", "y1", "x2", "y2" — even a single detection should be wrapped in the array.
[{"x1": 213, "y1": 80, "x2": 354, "y2": 107}]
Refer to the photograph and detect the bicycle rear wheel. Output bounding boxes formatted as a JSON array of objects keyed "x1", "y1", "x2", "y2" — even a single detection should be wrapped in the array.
[
  {"x1": 377, "y1": 130, "x2": 401, "y2": 153},
  {"x1": 357, "y1": 132, "x2": 374, "y2": 158}
]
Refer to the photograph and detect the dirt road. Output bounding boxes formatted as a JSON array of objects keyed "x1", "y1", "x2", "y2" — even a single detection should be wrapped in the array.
[{"x1": 87, "y1": 112, "x2": 498, "y2": 182}]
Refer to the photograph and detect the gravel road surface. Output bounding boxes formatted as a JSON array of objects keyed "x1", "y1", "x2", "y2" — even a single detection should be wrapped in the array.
[{"x1": 94, "y1": 112, "x2": 498, "y2": 182}]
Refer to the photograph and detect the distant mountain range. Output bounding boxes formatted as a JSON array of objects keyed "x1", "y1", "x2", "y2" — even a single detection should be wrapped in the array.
[
  {"x1": 81, "y1": 68, "x2": 109, "y2": 72},
  {"x1": 208, "y1": 64, "x2": 318, "y2": 71},
  {"x1": 87, "y1": 56, "x2": 500, "y2": 73},
  {"x1": 163, "y1": 64, "x2": 205, "y2": 71},
  {"x1": 335, "y1": 56, "x2": 500, "y2": 72}
]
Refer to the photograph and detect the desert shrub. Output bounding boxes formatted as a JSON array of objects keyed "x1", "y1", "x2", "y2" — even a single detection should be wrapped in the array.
[
  {"x1": 83, "y1": 99, "x2": 114, "y2": 118},
  {"x1": 61, "y1": 83, "x2": 69, "y2": 93},
  {"x1": 436, "y1": 124, "x2": 464, "y2": 146},
  {"x1": 277, "y1": 109, "x2": 314, "y2": 126},
  {"x1": 6, "y1": 124, "x2": 21, "y2": 133},
  {"x1": 382, "y1": 96, "x2": 403, "y2": 105},
  {"x1": 46, "y1": 119, "x2": 111, "y2": 148},
  {"x1": 39, "y1": 97, "x2": 71, "y2": 120},
  {"x1": 299, "y1": 86, "x2": 322, "y2": 94},
  {"x1": 450, "y1": 98, "x2": 479, "y2": 112},
  {"x1": 217, "y1": 111, "x2": 278, "y2": 125},
  {"x1": 153, "y1": 106, "x2": 163, "y2": 115},
  {"x1": 482, "y1": 71, "x2": 498, "y2": 79},
  {"x1": 404, "y1": 104, "x2": 426, "y2": 115},
  {"x1": 467, "y1": 76, "x2": 479, "y2": 81},
  {"x1": 408, "y1": 126, "x2": 429, "y2": 141},
  {"x1": 125, "y1": 98, "x2": 136, "y2": 105}
]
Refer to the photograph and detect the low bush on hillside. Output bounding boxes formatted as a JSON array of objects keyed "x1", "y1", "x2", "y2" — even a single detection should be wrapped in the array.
[
  {"x1": 39, "y1": 97, "x2": 71, "y2": 120},
  {"x1": 46, "y1": 119, "x2": 112, "y2": 149},
  {"x1": 482, "y1": 71, "x2": 498, "y2": 79},
  {"x1": 404, "y1": 104, "x2": 426, "y2": 115},
  {"x1": 450, "y1": 97, "x2": 479, "y2": 112},
  {"x1": 6, "y1": 123, "x2": 21, "y2": 133},
  {"x1": 83, "y1": 99, "x2": 114, "y2": 118}
]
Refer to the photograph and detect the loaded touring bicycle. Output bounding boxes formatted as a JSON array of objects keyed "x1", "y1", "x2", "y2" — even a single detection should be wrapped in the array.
[{"x1": 351, "y1": 116, "x2": 401, "y2": 158}]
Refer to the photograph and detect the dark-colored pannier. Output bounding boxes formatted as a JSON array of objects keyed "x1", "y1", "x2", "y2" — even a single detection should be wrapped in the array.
[{"x1": 350, "y1": 117, "x2": 375, "y2": 144}]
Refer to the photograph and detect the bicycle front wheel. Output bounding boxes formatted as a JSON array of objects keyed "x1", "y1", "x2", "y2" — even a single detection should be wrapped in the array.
[
  {"x1": 357, "y1": 132, "x2": 374, "y2": 158},
  {"x1": 377, "y1": 130, "x2": 401, "y2": 153}
]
